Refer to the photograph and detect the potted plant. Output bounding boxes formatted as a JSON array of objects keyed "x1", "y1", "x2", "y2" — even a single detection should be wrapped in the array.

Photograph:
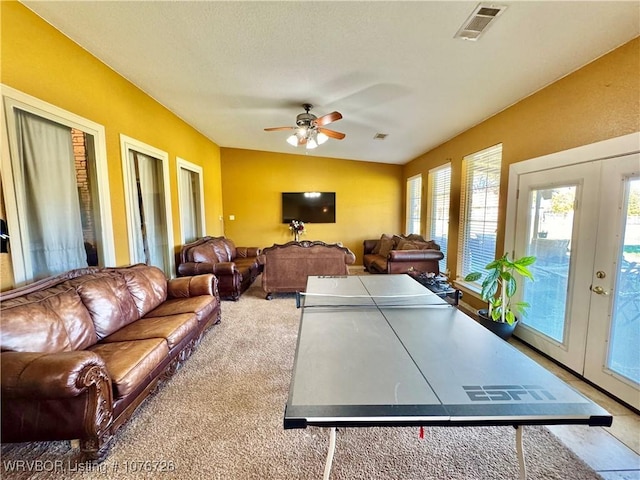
[{"x1": 463, "y1": 253, "x2": 536, "y2": 340}]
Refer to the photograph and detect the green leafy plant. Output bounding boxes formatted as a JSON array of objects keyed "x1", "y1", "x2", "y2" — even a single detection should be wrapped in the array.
[{"x1": 464, "y1": 253, "x2": 536, "y2": 325}]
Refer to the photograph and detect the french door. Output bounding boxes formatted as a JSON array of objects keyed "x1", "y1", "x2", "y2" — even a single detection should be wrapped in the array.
[{"x1": 511, "y1": 151, "x2": 639, "y2": 409}]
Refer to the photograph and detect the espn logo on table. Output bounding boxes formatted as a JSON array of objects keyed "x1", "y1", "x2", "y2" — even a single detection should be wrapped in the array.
[{"x1": 463, "y1": 385, "x2": 556, "y2": 401}]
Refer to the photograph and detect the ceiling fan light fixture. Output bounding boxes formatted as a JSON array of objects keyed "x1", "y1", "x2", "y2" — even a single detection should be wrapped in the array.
[
  {"x1": 266, "y1": 104, "x2": 345, "y2": 150},
  {"x1": 316, "y1": 132, "x2": 329, "y2": 145},
  {"x1": 306, "y1": 135, "x2": 318, "y2": 150},
  {"x1": 286, "y1": 134, "x2": 299, "y2": 146}
]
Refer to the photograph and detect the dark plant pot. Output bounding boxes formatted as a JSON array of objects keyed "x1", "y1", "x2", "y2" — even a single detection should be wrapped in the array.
[{"x1": 477, "y1": 309, "x2": 518, "y2": 340}]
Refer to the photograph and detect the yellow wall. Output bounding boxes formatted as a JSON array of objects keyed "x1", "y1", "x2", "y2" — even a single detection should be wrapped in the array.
[
  {"x1": 2, "y1": 2, "x2": 637, "y2": 292},
  {"x1": 220, "y1": 148, "x2": 403, "y2": 260},
  {"x1": 0, "y1": 2, "x2": 224, "y2": 287},
  {"x1": 404, "y1": 37, "x2": 640, "y2": 309}
]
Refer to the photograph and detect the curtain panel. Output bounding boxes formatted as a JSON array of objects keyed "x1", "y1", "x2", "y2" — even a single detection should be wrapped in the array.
[{"x1": 14, "y1": 110, "x2": 87, "y2": 278}]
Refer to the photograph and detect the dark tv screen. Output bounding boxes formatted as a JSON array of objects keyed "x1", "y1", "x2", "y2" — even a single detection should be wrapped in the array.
[{"x1": 282, "y1": 192, "x2": 336, "y2": 224}]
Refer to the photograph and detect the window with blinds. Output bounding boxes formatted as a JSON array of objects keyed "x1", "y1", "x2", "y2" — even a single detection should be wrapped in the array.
[
  {"x1": 406, "y1": 174, "x2": 422, "y2": 235},
  {"x1": 457, "y1": 144, "x2": 502, "y2": 285},
  {"x1": 427, "y1": 164, "x2": 451, "y2": 274}
]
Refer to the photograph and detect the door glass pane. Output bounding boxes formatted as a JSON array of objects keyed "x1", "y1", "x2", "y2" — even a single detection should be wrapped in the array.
[
  {"x1": 607, "y1": 177, "x2": 640, "y2": 384},
  {"x1": 522, "y1": 186, "x2": 576, "y2": 342}
]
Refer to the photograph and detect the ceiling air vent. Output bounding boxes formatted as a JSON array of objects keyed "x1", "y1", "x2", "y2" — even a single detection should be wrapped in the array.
[
  {"x1": 373, "y1": 133, "x2": 388, "y2": 140},
  {"x1": 454, "y1": 3, "x2": 507, "y2": 41}
]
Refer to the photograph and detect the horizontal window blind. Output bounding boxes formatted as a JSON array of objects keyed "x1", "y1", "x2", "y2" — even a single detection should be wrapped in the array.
[
  {"x1": 458, "y1": 144, "x2": 502, "y2": 283},
  {"x1": 406, "y1": 174, "x2": 422, "y2": 235},
  {"x1": 428, "y1": 164, "x2": 451, "y2": 274}
]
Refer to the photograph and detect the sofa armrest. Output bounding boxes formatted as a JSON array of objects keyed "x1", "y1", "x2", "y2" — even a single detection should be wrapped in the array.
[
  {"x1": 212, "y1": 262, "x2": 238, "y2": 276},
  {"x1": 345, "y1": 251, "x2": 356, "y2": 265},
  {"x1": 167, "y1": 273, "x2": 218, "y2": 298},
  {"x1": 388, "y1": 249, "x2": 444, "y2": 262},
  {"x1": 177, "y1": 261, "x2": 215, "y2": 276},
  {"x1": 235, "y1": 247, "x2": 260, "y2": 258},
  {"x1": 2, "y1": 350, "x2": 110, "y2": 399}
]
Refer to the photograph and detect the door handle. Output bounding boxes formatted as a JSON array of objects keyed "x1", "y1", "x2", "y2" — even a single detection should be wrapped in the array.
[{"x1": 591, "y1": 285, "x2": 609, "y2": 296}]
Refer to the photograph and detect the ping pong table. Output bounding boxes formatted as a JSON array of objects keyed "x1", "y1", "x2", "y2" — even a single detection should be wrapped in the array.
[{"x1": 284, "y1": 274, "x2": 612, "y2": 479}]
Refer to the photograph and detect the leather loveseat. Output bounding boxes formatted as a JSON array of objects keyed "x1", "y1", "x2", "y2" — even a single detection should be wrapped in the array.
[
  {"x1": 363, "y1": 234, "x2": 444, "y2": 274},
  {"x1": 0, "y1": 264, "x2": 220, "y2": 461},
  {"x1": 259, "y1": 240, "x2": 356, "y2": 300},
  {"x1": 177, "y1": 236, "x2": 261, "y2": 300}
]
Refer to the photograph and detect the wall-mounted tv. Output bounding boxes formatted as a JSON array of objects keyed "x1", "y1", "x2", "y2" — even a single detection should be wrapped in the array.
[{"x1": 282, "y1": 192, "x2": 336, "y2": 224}]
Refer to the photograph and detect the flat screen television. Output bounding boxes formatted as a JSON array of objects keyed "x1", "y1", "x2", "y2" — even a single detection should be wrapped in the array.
[{"x1": 282, "y1": 192, "x2": 336, "y2": 224}]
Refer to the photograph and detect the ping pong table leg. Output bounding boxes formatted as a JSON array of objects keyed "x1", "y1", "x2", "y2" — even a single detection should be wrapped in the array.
[
  {"x1": 515, "y1": 425, "x2": 527, "y2": 480},
  {"x1": 323, "y1": 427, "x2": 337, "y2": 480}
]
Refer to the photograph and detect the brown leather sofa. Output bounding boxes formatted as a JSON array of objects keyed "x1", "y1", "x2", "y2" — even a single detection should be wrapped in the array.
[
  {"x1": 259, "y1": 240, "x2": 356, "y2": 299},
  {"x1": 177, "y1": 236, "x2": 261, "y2": 300},
  {"x1": 0, "y1": 264, "x2": 220, "y2": 461},
  {"x1": 363, "y1": 234, "x2": 444, "y2": 274}
]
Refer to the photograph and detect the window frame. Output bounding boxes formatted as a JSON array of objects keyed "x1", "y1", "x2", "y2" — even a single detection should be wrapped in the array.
[
  {"x1": 1, "y1": 84, "x2": 115, "y2": 285},
  {"x1": 426, "y1": 163, "x2": 451, "y2": 274},
  {"x1": 457, "y1": 143, "x2": 503, "y2": 291},
  {"x1": 405, "y1": 174, "x2": 423, "y2": 235},
  {"x1": 120, "y1": 134, "x2": 174, "y2": 277},
  {"x1": 176, "y1": 157, "x2": 206, "y2": 244}
]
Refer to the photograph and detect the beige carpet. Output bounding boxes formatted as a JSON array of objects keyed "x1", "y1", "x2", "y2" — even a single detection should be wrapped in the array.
[{"x1": 1, "y1": 276, "x2": 602, "y2": 479}]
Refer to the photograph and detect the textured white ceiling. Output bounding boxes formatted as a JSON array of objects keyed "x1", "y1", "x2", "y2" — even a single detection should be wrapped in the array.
[{"x1": 23, "y1": 1, "x2": 640, "y2": 164}]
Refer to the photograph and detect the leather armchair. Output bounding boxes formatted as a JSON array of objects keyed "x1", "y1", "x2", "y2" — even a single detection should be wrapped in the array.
[{"x1": 177, "y1": 236, "x2": 261, "y2": 300}]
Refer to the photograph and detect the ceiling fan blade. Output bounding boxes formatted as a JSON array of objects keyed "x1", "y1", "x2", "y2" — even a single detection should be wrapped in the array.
[
  {"x1": 314, "y1": 111, "x2": 342, "y2": 127},
  {"x1": 318, "y1": 127, "x2": 346, "y2": 140},
  {"x1": 264, "y1": 126, "x2": 295, "y2": 132}
]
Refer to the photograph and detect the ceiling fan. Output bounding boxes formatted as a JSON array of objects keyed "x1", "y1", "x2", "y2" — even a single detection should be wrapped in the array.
[{"x1": 264, "y1": 103, "x2": 346, "y2": 149}]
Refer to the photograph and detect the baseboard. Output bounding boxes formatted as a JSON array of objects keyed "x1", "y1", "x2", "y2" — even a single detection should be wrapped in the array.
[{"x1": 348, "y1": 265, "x2": 368, "y2": 275}]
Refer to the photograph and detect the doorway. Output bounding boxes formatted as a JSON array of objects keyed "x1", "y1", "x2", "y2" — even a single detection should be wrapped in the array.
[{"x1": 506, "y1": 134, "x2": 639, "y2": 409}]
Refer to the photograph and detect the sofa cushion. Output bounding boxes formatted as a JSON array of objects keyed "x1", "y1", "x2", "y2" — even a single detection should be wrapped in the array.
[
  {"x1": 101, "y1": 313, "x2": 197, "y2": 350},
  {"x1": 144, "y1": 296, "x2": 217, "y2": 326},
  {"x1": 233, "y1": 257, "x2": 259, "y2": 276},
  {"x1": 222, "y1": 237, "x2": 237, "y2": 259},
  {"x1": 120, "y1": 265, "x2": 168, "y2": 317},
  {"x1": 191, "y1": 243, "x2": 217, "y2": 263},
  {"x1": 404, "y1": 233, "x2": 427, "y2": 242},
  {"x1": 75, "y1": 274, "x2": 140, "y2": 340},
  {"x1": 368, "y1": 257, "x2": 388, "y2": 273},
  {"x1": 0, "y1": 287, "x2": 97, "y2": 353},
  {"x1": 397, "y1": 239, "x2": 429, "y2": 250},
  {"x1": 89, "y1": 338, "x2": 169, "y2": 398},
  {"x1": 372, "y1": 234, "x2": 391, "y2": 254},
  {"x1": 211, "y1": 240, "x2": 230, "y2": 262},
  {"x1": 378, "y1": 236, "x2": 395, "y2": 257}
]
